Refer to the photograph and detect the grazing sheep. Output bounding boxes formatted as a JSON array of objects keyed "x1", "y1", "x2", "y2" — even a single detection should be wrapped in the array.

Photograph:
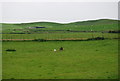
[
  {"x1": 54, "y1": 49, "x2": 57, "y2": 52},
  {"x1": 60, "y1": 47, "x2": 64, "y2": 51}
]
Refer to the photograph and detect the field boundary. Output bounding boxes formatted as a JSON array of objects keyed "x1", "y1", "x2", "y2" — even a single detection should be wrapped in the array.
[{"x1": 1, "y1": 37, "x2": 119, "y2": 42}]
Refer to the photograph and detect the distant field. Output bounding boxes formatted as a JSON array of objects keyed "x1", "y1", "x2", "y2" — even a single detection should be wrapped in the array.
[
  {"x1": 2, "y1": 33, "x2": 118, "y2": 40},
  {"x1": 2, "y1": 40, "x2": 118, "y2": 79},
  {"x1": 2, "y1": 19, "x2": 119, "y2": 34}
]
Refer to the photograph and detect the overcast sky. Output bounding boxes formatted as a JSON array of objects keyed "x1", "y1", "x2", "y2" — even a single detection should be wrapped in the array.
[{"x1": 1, "y1": 2, "x2": 118, "y2": 23}]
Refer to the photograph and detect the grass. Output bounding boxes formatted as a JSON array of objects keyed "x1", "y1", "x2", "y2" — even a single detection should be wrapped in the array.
[
  {"x1": 2, "y1": 33, "x2": 118, "y2": 40},
  {"x1": 2, "y1": 19, "x2": 119, "y2": 33},
  {"x1": 2, "y1": 19, "x2": 119, "y2": 79},
  {"x1": 2, "y1": 40, "x2": 118, "y2": 79}
]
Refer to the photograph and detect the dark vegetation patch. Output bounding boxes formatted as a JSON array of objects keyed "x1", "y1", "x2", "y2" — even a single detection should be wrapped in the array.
[
  {"x1": 28, "y1": 27, "x2": 46, "y2": 29},
  {"x1": 95, "y1": 50, "x2": 98, "y2": 51},
  {"x1": 33, "y1": 39, "x2": 47, "y2": 42},
  {"x1": 6, "y1": 49, "x2": 16, "y2": 52},
  {"x1": 54, "y1": 77, "x2": 58, "y2": 79},
  {"x1": 108, "y1": 30, "x2": 120, "y2": 33},
  {"x1": 38, "y1": 66, "x2": 42, "y2": 68},
  {"x1": 87, "y1": 37, "x2": 105, "y2": 40},
  {"x1": 10, "y1": 78, "x2": 15, "y2": 79},
  {"x1": 106, "y1": 72, "x2": 109, "y2": 73},
  {"x1": 39, "y1": 75, "x2": 42, "y2": 76},
  {"x1": 107, "y1": 77, "x2": 111, "y2": 79}
]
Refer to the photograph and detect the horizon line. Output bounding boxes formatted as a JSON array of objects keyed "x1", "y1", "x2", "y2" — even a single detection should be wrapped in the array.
[{"x1": 1, "y1": 18, "x2": 119, "y2": 24}]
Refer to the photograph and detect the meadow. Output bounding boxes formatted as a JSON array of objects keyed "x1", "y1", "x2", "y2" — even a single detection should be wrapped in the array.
[
  {"x1": 2, "y1": 33, "x2": 118, "y2": 40},
  {"x1": 2, "y1": 19, "x2": 119, "y2": 34},
  {"x1": 2, "y1": 40, "x2": 118, "y2": 79},
  {"x1": 2, "y1": 19, "x2": 119, "y2": 79}
]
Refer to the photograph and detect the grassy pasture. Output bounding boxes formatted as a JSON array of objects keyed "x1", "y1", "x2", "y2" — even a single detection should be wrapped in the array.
[
  {"x1": 2, "y1": 19, "x2": 119, "y2": 79},
  {"x1": 2, "y1": 40, "x2": 118, "y2": 79},
  {"x1": 2, "y1": 19, "x2": 119, "y2": 33},
  {"x1": 2, "y1": 33, "x2": 118, "y2": 40}
]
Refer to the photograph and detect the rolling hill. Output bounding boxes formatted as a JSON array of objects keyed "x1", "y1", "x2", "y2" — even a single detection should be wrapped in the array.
[{"x1": 1, "y1": 19, "x2": 119, "y2": 33}]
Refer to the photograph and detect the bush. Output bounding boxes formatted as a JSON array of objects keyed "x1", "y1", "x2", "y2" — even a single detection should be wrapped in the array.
[
  {"x1": 88, "y1": 37, "x2": 105, "y2": 40},
  {"x1": 108, "y1": 30, "x2": 120, "y2": 33},
  {"x1": 6, "y1": 49, "x2": 16, "y2": 52},
  {"x1": 33, "y1": 39, "x2": 47, "y2": 42}
]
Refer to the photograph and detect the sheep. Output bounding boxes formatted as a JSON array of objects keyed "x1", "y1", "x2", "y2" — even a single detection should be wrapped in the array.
[
  {"x1": 60, "y1": 47, "x2": 64, "y2": 51},
  {"x1": 54, "y1": 49, "x2": 57, "y2": 52}
]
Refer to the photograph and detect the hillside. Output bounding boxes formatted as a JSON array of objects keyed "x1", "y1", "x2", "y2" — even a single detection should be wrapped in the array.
[{"x1": 1, "y1": 19, "x2": 119, "y2": 33}]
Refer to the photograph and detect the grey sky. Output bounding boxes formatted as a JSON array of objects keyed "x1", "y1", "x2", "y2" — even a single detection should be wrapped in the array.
[{"x1": 2, "y1": 2, "x2": 118, "y2": 23}]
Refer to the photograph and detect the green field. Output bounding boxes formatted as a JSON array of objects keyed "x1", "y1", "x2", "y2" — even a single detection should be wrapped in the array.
[
  {"x1": 2, "y1": 40, "x2": 118, "y2": 79},
  {"x1": 1, "y1": 19, "x2": 119, "y2": 34},
  {"x1": 2, "y1": 33, "x2": 118, "y2": 40},
  {"x1": 2, "y1": 19, "x2": 119, "y2": 79}
]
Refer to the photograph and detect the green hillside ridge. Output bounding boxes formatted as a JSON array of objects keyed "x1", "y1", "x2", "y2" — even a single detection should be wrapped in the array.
[{"x1": 1, "y1": 19, "x2": 119, "y2": 33}]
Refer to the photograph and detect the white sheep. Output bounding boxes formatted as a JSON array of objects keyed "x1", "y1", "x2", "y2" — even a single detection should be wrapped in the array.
[{"x1": 54, "y1": 49, "x2": 57, "y2": 52}]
